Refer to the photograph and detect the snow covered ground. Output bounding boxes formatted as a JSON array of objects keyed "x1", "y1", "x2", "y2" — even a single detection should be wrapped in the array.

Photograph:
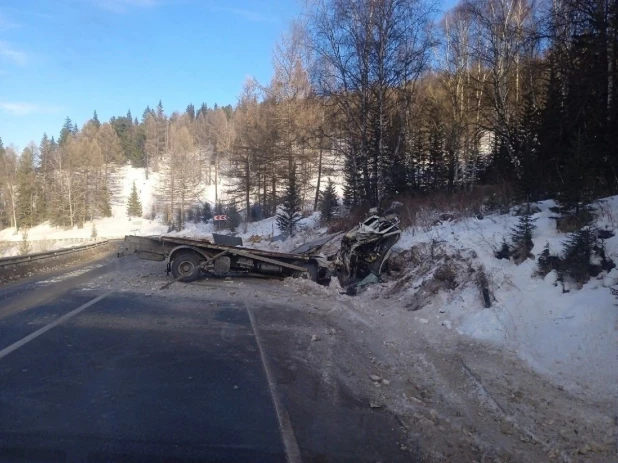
[{"x1": 361, "y1": 197, "x2": 618, "y2": 402}]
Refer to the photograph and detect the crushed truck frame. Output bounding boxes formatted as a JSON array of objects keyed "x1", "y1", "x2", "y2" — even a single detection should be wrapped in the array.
[{"x1": 119, "y1": 235, "x2": 331, "y2": 284}]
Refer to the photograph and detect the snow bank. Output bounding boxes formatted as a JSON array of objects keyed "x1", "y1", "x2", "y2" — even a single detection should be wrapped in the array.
[{"x1": 383, "y1": 198, "x2": 618, "y2": 401}]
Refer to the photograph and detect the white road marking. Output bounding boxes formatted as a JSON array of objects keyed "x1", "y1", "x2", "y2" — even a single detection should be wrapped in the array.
[
  {"x1": 0, "y1": 291, "x2": 113, "y2": 361},
  {"x1": 246, "y1": 304, "x2": 302, "y2": 463}
]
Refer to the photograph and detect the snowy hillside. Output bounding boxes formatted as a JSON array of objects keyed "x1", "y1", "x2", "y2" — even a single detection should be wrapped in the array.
[{"x1": 358, "y1": 197, "x2": 618, "y2": 402}]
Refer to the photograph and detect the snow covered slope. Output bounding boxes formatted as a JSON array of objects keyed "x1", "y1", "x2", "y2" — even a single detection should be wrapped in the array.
[{"x1": 369, "y1": 198, "x2": 618, "y2": 401}]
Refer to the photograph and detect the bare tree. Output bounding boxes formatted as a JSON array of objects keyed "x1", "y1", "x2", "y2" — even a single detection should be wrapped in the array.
[
  {"x1": 462, "y1": 0, "x2": 541, "y2": 157},
  {"x1": 306, "y1": 0, "x2": 435, "y2": 206},
  {"x1": 0, "y1": 146, "x2": 19, "y2": 229}
]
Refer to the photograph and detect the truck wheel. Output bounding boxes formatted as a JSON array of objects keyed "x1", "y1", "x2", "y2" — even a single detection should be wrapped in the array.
[{"x1": 171, "y1": 252, "x2": 202, "y2": 282}]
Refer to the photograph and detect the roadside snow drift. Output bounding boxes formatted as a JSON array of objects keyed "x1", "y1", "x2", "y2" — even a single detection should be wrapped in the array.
[{"x1": 378, "y1": 198, "x2": 618, "y2": 401}]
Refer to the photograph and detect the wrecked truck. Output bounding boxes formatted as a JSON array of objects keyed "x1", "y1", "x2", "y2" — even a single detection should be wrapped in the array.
[
  {"x1": 333, "y1": 208, "x2": 402, "y2": 290},
  {"x1": 118, "y1": 235, "x2": 332, "y2": 284},
  {"x1": 119, "y1": 210, "x2": 400, "y2": 288}
]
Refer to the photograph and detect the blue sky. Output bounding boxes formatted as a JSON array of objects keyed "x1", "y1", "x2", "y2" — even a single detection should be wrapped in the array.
[{"x1": 0, "y1": 0, "x2": 301, "y2": 151}]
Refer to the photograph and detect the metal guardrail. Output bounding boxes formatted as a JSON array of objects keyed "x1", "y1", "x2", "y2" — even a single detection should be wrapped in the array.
[
  {"x1": 0, "y1": 237, "x2": 110, "y2": 247},
  {"x1": 0, "y1": 240, "x2": 110, "y2": 269}
]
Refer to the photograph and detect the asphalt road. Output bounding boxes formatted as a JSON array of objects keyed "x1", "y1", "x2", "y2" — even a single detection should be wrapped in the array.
[{"x1": 0, "y1": 256, "x2": 411, "y2": 463}]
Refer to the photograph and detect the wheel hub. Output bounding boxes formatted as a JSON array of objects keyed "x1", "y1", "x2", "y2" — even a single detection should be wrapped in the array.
[{"x1": 179, "y1": 261, "x2": 194, "y2": 274}]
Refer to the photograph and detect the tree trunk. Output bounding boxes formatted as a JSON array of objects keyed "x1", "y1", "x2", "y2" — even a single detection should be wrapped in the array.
[{"x1": 314, "y1": 148, "x2": 323, "y2": 211}]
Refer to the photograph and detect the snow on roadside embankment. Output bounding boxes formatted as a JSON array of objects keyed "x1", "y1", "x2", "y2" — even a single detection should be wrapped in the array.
[
  {"x1": 0, "y1": 166, "x2": 168, "y2": 257},
  {"x1": 370, "y1": 198, "x2": 618, "y2": 402}
]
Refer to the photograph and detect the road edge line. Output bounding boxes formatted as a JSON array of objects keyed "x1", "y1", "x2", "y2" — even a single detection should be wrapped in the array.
[
  {"x1": 246, "y1": 304, "x2": 302, "y2": 463},
  {"x1": 0, "y1": 291, "x2": 113, "y2": 361}
]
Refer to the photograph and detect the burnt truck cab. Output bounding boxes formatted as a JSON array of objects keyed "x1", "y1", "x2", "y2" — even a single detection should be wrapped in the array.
[{"x1": 334, "y1": 208, "x2": 402, "y2": 287}]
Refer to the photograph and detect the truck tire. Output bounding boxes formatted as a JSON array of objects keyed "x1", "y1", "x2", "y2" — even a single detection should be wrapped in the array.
[{"x1": 171, "y1": 252, "x2": 202, "y2": 282}]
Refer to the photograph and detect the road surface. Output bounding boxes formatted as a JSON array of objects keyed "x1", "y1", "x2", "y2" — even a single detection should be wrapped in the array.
[{"x1": 0, "y1": 254, "x2": 412, "y2": 463}]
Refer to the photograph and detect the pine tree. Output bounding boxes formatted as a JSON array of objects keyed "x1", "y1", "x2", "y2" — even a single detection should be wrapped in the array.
[
  {"x1": 202, "y1": 202, "x2": 213, "y2": 222},
  {"x1": 214, "y1": 202, "x2": 224, "y2": 216},
  {"x1": 515, "y1": 90, "x2": 542, "y2": 201},
  {"x1": 427, "y1": 120, "x2": 445, "y2": 191},
  {"x1": 319, "y1": 178, "x2": 338, "y2": 223},
  {"x1": 561, "y1": 226, "x2": 596, "y2": 285},
  {"x1": 142, "y1": 105, "x2": 153, "y2": 122},
  {"x1": 193, "y1": 205, "x2": 201, "y2": 224},
  {"x1": 225, "y1": 202, "x2": 241, "y2": 231},
  {"x1": 557, "y1": 130, "x2": 594, "y2": 224},
  {"x1": 186, "y1": 207, "x2": 195, "y2": 223},
  {"x1": 92, "y1": 110, "x2": 100, "y2": 129},
  {"x1": 98, "y1": 184, "x2": 112, "y2": 218},
  {"x1": 16, "y1": 145, "x2": 37, "y2": 229},
  {"x1": 197, "y1": 102, "x2": 208, "y2": 119},
  {"x1": 537, "y1": 243, "x2": 560, "y2": 277},
  {"x1": 19, "y1": 230, "x2": 31, "y2": 256},
  {"x1": 495, "y1": 238, "x2": 511, "y2": 260},
  {"x1": 510, "y1": 205, "x2": 537, "y2": 263},
  {"x1": 111, "y1": 114, "x2": 143, "y2": 166},
  {"x1": 59, "y1": 117, "x2": 73, "y2": 146},
  {"x1": 276, "y1": 165, "x2": 302, "y2": 237},
  {"x1": 341, "y1": 151, "x2": 361, "y2": 206},
  {"x1": 126, "y1": 181, "x2": 143, "y2": 218},
  {"x1": 186, "y1": 104, "x2": 196, "y2": 120}
]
